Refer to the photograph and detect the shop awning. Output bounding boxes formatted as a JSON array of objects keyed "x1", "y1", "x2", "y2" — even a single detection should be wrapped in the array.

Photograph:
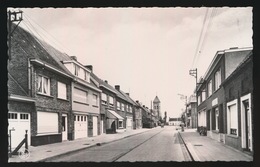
[{"x1": 107, "y1": 110, "x2": 124, "y2": 120}]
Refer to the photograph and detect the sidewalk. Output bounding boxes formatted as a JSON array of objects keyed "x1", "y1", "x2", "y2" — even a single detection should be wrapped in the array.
[
  {"x1": 8, "y1": 128, "x2": 153, "y2": 162},
  {"x1": 179, "y1": 128, "x2": 253, "y2": 161}
]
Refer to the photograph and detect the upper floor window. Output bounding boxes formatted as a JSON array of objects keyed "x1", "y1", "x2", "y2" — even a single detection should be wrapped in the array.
[
  {"x1": 198, "y1": 95, "x2": 201, "y2": 105},
  {"x1": 74, "y1": 88, "x2": 88, "y2": 104},
  {"x1": 117, "y1": 101, "x2": 121, "y2": 110},
  {"x1": 109, "y1": 96, "x2": 114, "y2": 106},
  {"x1": 202, "y1": 89, "x2": 206, "y2": 102},
  {"x1": 37, "y1": 75, "x2": 50, "y2": 95},
  {"x1": 214, "y1": 69, "x2": 221, "y2": 91},
  {"x1": 57, "y1": 82, "x2": 67, "y2": 100},
  {"x1": 101, "y1": 93, "x2": 107, "y2": 104},
  {"x1": 207, "y1": 80, "x2": 212, "y2": 97},
  {"x1": 121, "y1": 103, "x2": 125, "y2": 111},
  {"x1": 93, "y1": 94, "x2": 98, "y2": 106},
  {"x1": 129, "y1": 106, "x2": 132, "y2": 113},
  {"x1": 73, "y1": 64, "x2": 80, "y2": 76}
]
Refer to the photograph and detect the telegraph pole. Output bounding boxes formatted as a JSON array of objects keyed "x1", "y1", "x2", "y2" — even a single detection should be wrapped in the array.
[{"x1": 8, "y1": 10, "x2": 23, "y2": 60}]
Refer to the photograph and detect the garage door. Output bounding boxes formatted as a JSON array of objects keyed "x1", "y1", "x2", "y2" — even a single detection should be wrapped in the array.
[
  {"x1": 93, "y1": 116, "x2": 98, "y2": 136},
  {"x1": 8, "y1": 112, "x2": 31, "y2": 150},
  {"x1": 74, "y1": 115, "x2": 87, "y2": 139}
]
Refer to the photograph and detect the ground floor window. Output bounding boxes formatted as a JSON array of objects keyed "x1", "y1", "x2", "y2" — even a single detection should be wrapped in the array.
[
  {"x1": 37, "y1": 111, "x2": 58, "y2": 134},
  {"x1": 227, "y1": 100, "x2": 238, "y2": 136},
  {"x1": 118, "y1": 120, "x2": 123, "y2": 128}
]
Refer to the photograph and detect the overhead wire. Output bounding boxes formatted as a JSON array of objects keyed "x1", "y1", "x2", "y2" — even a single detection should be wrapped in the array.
[{"x1": 191, "y1": 8, "x2": 209, "y2": 69}]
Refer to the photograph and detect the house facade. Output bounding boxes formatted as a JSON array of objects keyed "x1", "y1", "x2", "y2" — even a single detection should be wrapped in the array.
[
  {"x1": 115, "y1": 86, "x2": 134, "y2": 130},
  {"x1": 221, "y1": 53, "x2": 253, "y2": 153},
  {"x1": 168, "y1": 118, "x2": 182, "y2": 126},
  {"x1": 134, "y1": 101, "x2": 143, "y2": 129},
  {"x1": 197, "y1": 47, "x2": 252, "y2": 144},
  {"x1": 8, "y1": 24, "x2": 73, "y2": 147},
  {"x1": 186, "y1": 94, "x2": 197, "y2": 128}
]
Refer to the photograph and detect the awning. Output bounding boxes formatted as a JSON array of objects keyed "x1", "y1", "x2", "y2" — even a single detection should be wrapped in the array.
[{"x1": 107, "y1": 110, "x2": 124, "y2": 120}]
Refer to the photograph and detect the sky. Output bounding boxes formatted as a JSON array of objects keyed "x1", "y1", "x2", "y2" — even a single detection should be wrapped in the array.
[{"x1": 11, "y1": 7, "x2": 252, "y2": 118}]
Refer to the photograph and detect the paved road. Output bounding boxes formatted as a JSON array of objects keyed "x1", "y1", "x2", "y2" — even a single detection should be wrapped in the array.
[{"x1": 48, "y1": 126, "x2": 191, "y2": 162}]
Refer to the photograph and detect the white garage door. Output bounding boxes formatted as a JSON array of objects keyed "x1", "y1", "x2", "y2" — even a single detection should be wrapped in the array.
[
  {"x1": 8, "y1": 112, "x2": 31, "y2": 150},
  {"x1": 93, "y1": 116, "x2": 98, "y2": 136},
  {"x1": 74, "y1": 115, "x2": 87, "y2": 139}
]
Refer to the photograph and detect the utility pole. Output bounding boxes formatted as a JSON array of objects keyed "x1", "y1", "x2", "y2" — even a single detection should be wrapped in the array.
[
  {"x1": 189, "y1": 68, "x2": 198, "y2": 129},
  {"x1": 8, "y1": 9, "x2": 23, "y2": 61}
]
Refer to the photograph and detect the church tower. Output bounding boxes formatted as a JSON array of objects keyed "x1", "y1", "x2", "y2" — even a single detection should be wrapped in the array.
[{"x1": 153, "y1": 96, "x2": 161, "y2": 118}]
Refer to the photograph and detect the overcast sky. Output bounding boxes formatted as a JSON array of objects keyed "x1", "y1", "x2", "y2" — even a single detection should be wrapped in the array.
[{"x1": 13, "y1": 7, "x2": 252, "y2": 118}]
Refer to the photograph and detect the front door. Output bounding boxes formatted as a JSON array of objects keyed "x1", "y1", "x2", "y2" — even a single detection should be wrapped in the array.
[
  {"x1": 62, "y1": 114, "x2": 67, "y2": 141},
  {"x1": 244, "y1": 100, "x2": 252, "y2": 151},
  {"x1": 93, "y1": 116, "x2": 98, "y2": 136}
]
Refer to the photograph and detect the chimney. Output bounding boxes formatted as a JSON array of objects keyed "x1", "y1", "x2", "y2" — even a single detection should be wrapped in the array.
[
  {"x1": 85, "y1": 65, "x2": 93, "y2": 72},
  {"x1": 136, "y1": 100, "x2": 139, "y2": 103},
  {"x1": 126, "y1": 93, "x2": 129, "y2": 96},
  {"x1": 115, "y1": 85, "x2": 120, "y2": 91},
  {"x1": 104, "y1": 80, "x2": 108, "y2": 84},
  {"x1": 70, "y1": 56, "x2": 77, "y2": 61}
]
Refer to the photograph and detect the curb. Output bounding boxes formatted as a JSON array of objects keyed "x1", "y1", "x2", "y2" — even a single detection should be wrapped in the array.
[{"x1": 37, "y1": 129, "x2": 152, "y2": 162}]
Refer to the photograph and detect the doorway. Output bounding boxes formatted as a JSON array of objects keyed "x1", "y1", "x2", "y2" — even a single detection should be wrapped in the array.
[{"x1": 62, "y1": 114, "x2": 67, "y2": 141}]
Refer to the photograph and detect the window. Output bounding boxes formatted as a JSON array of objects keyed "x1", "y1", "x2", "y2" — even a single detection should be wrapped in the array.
[
  {"x1": 37, "y1": 75, "x2": 50, "y2": 95},
  {"x1": 109, "y1": 96, "x2": 114, "y2": 106},
  {"x1": 101, "y1": 93, "x2": 107, "y2": 104},
  {"x1": 207, "y1": 80, "x2": 212, "y2": 97},
  {"x1": 74, "y1": 88, "x2": 88, "y2": 104},
  {"x1": 118, "y1": 120, "x2": 123, "y2": 128},
  {"x1": 214, "y1": 69, "x2": 221, "y2": 91},
  {"x1": 93, "y1": 94, "x2": 98, "y2": 106},
  {"x1": 117, "y1": 102, "x2": 121, "y2": 110},
  {"x1": 228, "y1": 103, "x2": 238, "y2": 135},
  {"x1": 8, "y1": 113, "x2": 17, "y2": 119},
  {"x1": 215, "y1": 108, "x2": 219, "y2": 131},
  {"x1": 20, "y1": 113, "x2": 29, "y2": 120},
  {"x1": 129, "y1": 106, "x2": 132, "y2": 113},
  {"x1": 121, "y1": 103, "x2": 125, "y2": 111},
  {"x1": 73, "y1": 64, "x2": 80, "y2": 76},
  {"x1": 198, "y1": 95, "x2": 201, "y2": 105},
  {"x1": 57, "y1": 82, "x2": 67, "y2": 100},
  {"x1": 37, "y1": 111, "x2": 58, "y2": 134},
  {"x1": 84, "y1": 71, "x2": 90, "y2": 82},
  {"x1": 202, "y1": 89, "x2": 206, "y2": 102}
]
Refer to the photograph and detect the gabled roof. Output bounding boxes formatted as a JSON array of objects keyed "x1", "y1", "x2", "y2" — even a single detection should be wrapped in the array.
[
  {"x1": 13, "y1": 24, "x2": 72, "y2": 77},
  {"x1": 153, "y1": 96, "x2": 160, "y2": 103},
  {"x1": 90, "y1": 73, "x2": 118, "y2": 95},
  {"x1": 117, "y1": 90, "x2": 137, "y2": 106},
  {"x1": 8, "y1": 73, "x2": 28, "y2": 97}
]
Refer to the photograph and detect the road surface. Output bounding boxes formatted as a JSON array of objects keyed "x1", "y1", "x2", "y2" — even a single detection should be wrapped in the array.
[{"x1": 48, "y1": 126, "x2": 192, "y2": 162}]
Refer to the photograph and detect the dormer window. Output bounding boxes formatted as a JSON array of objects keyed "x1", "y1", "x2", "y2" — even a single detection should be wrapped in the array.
[{"x1": 73, "y1": 64, "x2": 80, "y2": 76}]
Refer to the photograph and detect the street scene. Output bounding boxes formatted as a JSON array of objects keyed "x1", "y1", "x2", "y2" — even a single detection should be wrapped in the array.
[{"x1": 7, "y1": 7, "x2": 253, "y2": 163}]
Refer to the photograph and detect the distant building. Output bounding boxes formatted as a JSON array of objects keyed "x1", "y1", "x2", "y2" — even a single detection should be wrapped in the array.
[
  {"x1": 168, "y1": 118, "x2": 181, "y2": 126},
  {"x1": 153, "y1": 96, "x2": 161, "y2": 126},
  {"x1": 186, "y1": 94, "x2": 197, "y2": 128}
]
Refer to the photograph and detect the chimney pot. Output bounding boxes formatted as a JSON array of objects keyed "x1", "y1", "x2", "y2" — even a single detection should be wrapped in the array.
[
  {"x1": 104, "y1": 80, "x2": 108, "y2": 83},
  {"x1": 126, "y1": 93, "x2": 129, "y2": 96},
  {"x1": 115, "y1": 85, "x2": 120, "y2": 91},
  {"x1": 70, "y1": 56, "x2": 77, "y2": 61},
  {"x1": 85, "y1": 65, "x2": 93, "y2": 72}
]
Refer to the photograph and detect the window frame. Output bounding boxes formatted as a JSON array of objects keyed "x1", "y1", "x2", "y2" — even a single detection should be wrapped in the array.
[
  {"x1": 37, "y1": 75, "x2": 51, "y2": 95},
  {"x1": 57, "y1": 81, "x2": 67, "y2": 100}
]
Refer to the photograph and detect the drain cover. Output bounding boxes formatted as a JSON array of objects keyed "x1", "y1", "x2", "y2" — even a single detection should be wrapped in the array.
[
  {"x1": 96, "y1": 143, "x2": 101, "y2": 146},
  {"x1": 194, "y1": 144, "x2": 203, "y2": 146},
  {"x1": 83, "y1": 143, "x2": 90, "y2": 145}
]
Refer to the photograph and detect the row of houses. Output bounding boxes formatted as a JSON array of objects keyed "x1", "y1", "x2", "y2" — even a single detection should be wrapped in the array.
[
  {"x1": 8, "y1": 23, "x2": 162, "y2": 149},
  {"x1": 182, "y1": 47, "x2": 253, "y2": 154}
]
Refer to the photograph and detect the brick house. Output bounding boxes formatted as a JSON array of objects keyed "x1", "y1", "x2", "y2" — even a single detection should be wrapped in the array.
[
  {"x1": 221, "y1": 52, "x2": 253, "y2": 153},
  {"x1": 141, "y1": 105, "x2": 153, "y2": 128},
  {"x1": 90, "y1": 72, "x2": 123, "y2": 134},
  {"x1": 115, "y1": 85, "x2": 134, "y2": 131},
  {"x1": 196, "y1": 47, "x2": 252, "y2": 143},
  {"x1": 8, "y1": 24, "x2": 73, "y2": 147},
  {"x1": 133, "y1": 101, "x2": 142, "y2": 129},
  {"x1": 49, "y1": 53, "x2": 102, "y2": 139}
]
